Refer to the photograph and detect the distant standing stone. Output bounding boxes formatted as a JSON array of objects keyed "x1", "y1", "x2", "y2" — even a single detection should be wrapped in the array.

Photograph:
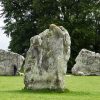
[
  {"x1": 0, "y1": 49, "x2": 24, "y2": 75},
  {"x1": 24, "y1": 24, "x2": 71, "y2": 90},
  {"x1": 72, "y1": 49, "x2": 100, "y2": 76}
]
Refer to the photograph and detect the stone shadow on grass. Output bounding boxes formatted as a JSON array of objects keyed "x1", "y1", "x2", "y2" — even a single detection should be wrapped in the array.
[{"x1": 0, "y1": 89, "x2": 91, "y2": 96}]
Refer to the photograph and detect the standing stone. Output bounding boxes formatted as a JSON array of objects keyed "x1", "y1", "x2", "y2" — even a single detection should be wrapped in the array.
[
  {"x1": 72, "y1": 49, "x2": 100, "y2": 76},
  {"x1": 24, "y1": 24, "x2": 71, "y2": 90},
  {"x1": 0, "y1": 49, "x2": 24, "y2": 75}
]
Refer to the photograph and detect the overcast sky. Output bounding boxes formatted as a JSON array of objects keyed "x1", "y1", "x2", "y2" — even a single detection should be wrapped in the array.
[{"x1": 0, "y1": 3, "x2": 11, "y2": 51}]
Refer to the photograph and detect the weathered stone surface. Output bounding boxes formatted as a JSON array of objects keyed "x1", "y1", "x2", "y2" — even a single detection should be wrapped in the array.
[
  {"x1": 0, "y1": 49, "x2": 24, "y2": 75},
  {"x1": 24, "y1": 24, "x2": 71, "y2": 90},
  {"x1": 72, "y1": 49, "x2": 100, "y2": 76}
]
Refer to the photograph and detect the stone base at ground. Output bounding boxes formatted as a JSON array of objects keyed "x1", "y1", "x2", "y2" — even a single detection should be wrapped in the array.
[
  {"x1": 24, "y1": 24, "x2": 71, "y2": 90},
  {"x1": 0, "y1": 49, "x2": 24, "y2": 75},
  {"x1": 72, "y1": 49, "x2": 100, "y2": 76}
]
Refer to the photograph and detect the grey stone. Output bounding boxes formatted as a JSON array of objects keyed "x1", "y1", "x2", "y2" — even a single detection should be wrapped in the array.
[
  {"x1": 0, "y1": 49, "x2": 24, "y2": 75},
  {"x1": 72, "y1": 49, "x2": 100, "y2": 76},
  {"x1": 24, "y1": 24, "x2": 71, "y2": 90}
]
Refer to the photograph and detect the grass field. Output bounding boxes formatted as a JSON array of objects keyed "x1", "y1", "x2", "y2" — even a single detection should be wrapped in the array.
[{"x1": 0, "y1": 76, "x2": 100, "y2": 100}]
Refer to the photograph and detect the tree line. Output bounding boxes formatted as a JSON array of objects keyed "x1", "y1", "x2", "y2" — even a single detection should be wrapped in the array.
[{"x1": 1, "y1": 0, "x2": 100, "y2": 72}]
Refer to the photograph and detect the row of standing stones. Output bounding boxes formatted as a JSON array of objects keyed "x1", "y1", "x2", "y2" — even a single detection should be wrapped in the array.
[{"x1": 0, "y1": 24, "x2": 100, "y2": 91}]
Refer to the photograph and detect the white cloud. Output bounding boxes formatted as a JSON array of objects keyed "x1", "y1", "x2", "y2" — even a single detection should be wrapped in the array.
[{"x1": 0, "y1": 2, "x2": 11, "y2": 51}]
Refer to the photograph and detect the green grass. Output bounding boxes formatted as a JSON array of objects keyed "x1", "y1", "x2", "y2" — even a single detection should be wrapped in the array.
[{"x1": 0, "y1": 76, "x2": 100, "y2": 100}]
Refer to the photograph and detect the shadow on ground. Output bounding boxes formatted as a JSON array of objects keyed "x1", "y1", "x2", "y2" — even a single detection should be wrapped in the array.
[{"x1": 0, "y1": 89, "x2": 91, "y2": 96}]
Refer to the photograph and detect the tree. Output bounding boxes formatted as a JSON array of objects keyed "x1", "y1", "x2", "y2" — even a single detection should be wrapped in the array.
[
  {"x1": 1, "y1": 0, "x2": 100, "y2": 72},
  {"x1": 59, "y1": 0, "x2": 98, "y2": 71},
  {"x1": 93, "y1": 1, "x2": 100, "y2": 53},
  {"x1": 1, "y1": 0, "x2": 37, "y2": 54}
]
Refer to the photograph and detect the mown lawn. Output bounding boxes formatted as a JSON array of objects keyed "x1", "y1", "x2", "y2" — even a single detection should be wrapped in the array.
[{"x1": 0, "y1": 75, "x2": 100, "y2": 100}]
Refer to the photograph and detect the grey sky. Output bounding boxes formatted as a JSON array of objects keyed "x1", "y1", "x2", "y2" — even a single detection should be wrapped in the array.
[{"x1": 0, "y1": 3, "x2": 11, "y2": 51}]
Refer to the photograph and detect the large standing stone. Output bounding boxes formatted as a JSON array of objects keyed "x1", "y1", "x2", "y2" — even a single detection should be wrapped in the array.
[
  {"x1": 72, "y1": 49, "x2": 100, "y2": 76},
  {"x1": 24, "y1": 24, "x2": 71, "y2": 90},
  {"x1": 0, "y1": 49, "x2": 24, "y2": 75}
]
